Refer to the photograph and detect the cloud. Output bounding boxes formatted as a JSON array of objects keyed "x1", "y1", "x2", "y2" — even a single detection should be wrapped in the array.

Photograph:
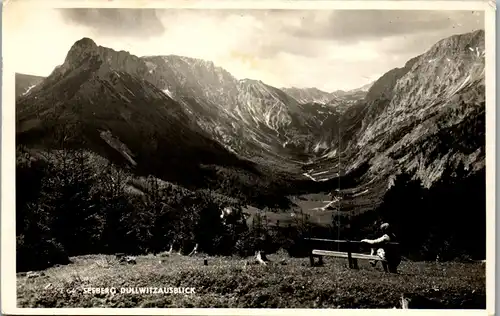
[
  {"x1": 6, "y1": 7, "x2": 485, "y2": 91},
  {"x1": 288, "y1": 10, "x2": 484, "y2": 43},
  {"x1": 59, "y1": 8, "x2": 165, "y2": 38}
]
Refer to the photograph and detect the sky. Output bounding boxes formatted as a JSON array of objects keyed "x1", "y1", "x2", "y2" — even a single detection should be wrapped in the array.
[{"x1": 5, "y1": 7, "x2": 484, "y2": 91}]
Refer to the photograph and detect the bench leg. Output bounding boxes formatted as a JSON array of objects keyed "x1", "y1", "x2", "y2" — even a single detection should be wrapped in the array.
[
  {"x1": 388, "y1": 263, "x2": 398, "y2": 274},
  {"x1": 347, "y1": 258, "x2": 358, "y2": 269},
  {"x1": 318, "y1": 256, "x2": 324, "y2": 266},
  {"x1": 352, "y1": 258, "x2": 359, "y2": 269},
  {"x1": 310, "y1": 255, "x2": 324, "y2": 267},
  {"x1": 382, "y1": 262, "x2": 388, "y2": 273}
]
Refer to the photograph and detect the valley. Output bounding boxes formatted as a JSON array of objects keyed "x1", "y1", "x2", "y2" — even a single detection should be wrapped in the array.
[{"x1": 16, "y1": 29, "x2": 486, "y2": 276}]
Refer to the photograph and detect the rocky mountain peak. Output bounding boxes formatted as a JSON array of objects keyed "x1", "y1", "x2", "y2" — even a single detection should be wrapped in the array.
[
  {"x1": 59, "y1": 37, "x2": 149, "y2": 77},
  {"x1": 63, "y1": 37, "x2": 100, "y2": 68},
  {"x1": 73, "y1": 37, "x2": 98, "y2": 49},
  {"x1": 428, "y1": 29, "x2": 484, "y2": 57}
]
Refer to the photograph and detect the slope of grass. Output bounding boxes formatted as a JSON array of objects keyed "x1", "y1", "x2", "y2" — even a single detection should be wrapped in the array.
[{"x1": 17, "y1": 253, "x2": 485, "y2": 309}]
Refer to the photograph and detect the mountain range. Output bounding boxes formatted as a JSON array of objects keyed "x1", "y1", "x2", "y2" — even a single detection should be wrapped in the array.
[
  {"x1": 281, "y1": 84, "x2": 371, "y2": 106},
  {"x1": 16, "y1": 38, "x2": 256, "y2": 188},
  {"x1": 16, "y1": 29, "x2": 485, "y2": 210}
]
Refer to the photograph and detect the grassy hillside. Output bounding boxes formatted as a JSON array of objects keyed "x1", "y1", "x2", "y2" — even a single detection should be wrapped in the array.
[{"x1": 17, "y1": 253, "x2": 486, "y2": 308}]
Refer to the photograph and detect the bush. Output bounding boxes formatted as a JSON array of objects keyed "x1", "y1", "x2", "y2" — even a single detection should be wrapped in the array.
[
  {"x1": 17, "y1": 234, "x2": 70, "y2": 272},
  {"x1": 16, "y1": 148, "x2": 257, "y2": 270}
]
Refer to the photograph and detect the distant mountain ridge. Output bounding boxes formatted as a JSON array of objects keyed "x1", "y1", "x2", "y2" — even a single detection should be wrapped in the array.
[
  {"x1": 282, "y1": 87, "x2": 335, "y2": 104},
  {"x1": 282, "y1": 83, "x2": 373, "y2": 108}
]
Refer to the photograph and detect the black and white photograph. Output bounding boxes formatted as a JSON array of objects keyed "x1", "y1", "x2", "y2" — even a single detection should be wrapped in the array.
[{"x1": 2, "y1": 0, "x2": 495, "y2": 312}]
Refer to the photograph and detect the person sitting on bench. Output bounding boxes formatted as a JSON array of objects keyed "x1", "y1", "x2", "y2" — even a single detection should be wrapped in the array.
[{"x1": 361, "y1": 222, "x2": 400, "y2": 273}]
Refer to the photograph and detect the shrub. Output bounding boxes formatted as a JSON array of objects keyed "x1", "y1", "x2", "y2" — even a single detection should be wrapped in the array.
[
  {"x1": 16, "y1": 148, "x2": 258, "y2": 270},
  {"x1": 17, "y1": 234, "x2": 70, "y2": 272}
]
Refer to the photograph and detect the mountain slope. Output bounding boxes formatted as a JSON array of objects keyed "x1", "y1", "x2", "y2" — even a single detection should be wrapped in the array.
[
  {"x1": 15, "y1": 73, "x2": 44, "y2": 98},
  {"x1": 306, "y1": 30, "x2": 485, "y2": 191},
  {"x1": 140, "y1": 55, "x2": 323, "y2": 162},
  {"x1": 349, "y1": 30, "x2": 485, "y2": 185},
  {"x1": 16, "y1": 38, "x2": 255, "y2": 187}
]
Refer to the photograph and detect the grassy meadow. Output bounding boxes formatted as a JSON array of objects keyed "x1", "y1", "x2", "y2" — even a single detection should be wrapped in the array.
[{"x1": 17, "y1": 252, "x2": 485, "y2": 309}]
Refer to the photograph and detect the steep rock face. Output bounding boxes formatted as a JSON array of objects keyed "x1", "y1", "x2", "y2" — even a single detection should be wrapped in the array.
[
  {"x1": 237, "y1": 79, "x2": 305, "y2": 133},
  {"x1": 140, "y1": 55, "x2": 321, "y2": 161},
  {"x1": 143, "y1": 55, "x2": 239, "y2": 105},
  {"x1": 16, "y1": 38, "x2": 252, "y2": 186},
  {"x1": 355, "y1": 30, "x2": 484, "y2": 186},
  {"x1": 354, "y1": 31, "x2": 485, "y2": 186},
  {"x1": 308, "y1": 30, "x2": 485, "y2": 188}
]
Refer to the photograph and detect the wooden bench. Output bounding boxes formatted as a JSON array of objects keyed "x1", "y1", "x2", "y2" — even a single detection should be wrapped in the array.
[{"x1": 304, "y1": 238, "x2": 401, "y2": 273}]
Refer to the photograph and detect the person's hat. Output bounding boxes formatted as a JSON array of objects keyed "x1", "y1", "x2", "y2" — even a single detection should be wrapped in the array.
[{"x1": 380, "y1": 223, "x2": 390, "y2": 230}]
